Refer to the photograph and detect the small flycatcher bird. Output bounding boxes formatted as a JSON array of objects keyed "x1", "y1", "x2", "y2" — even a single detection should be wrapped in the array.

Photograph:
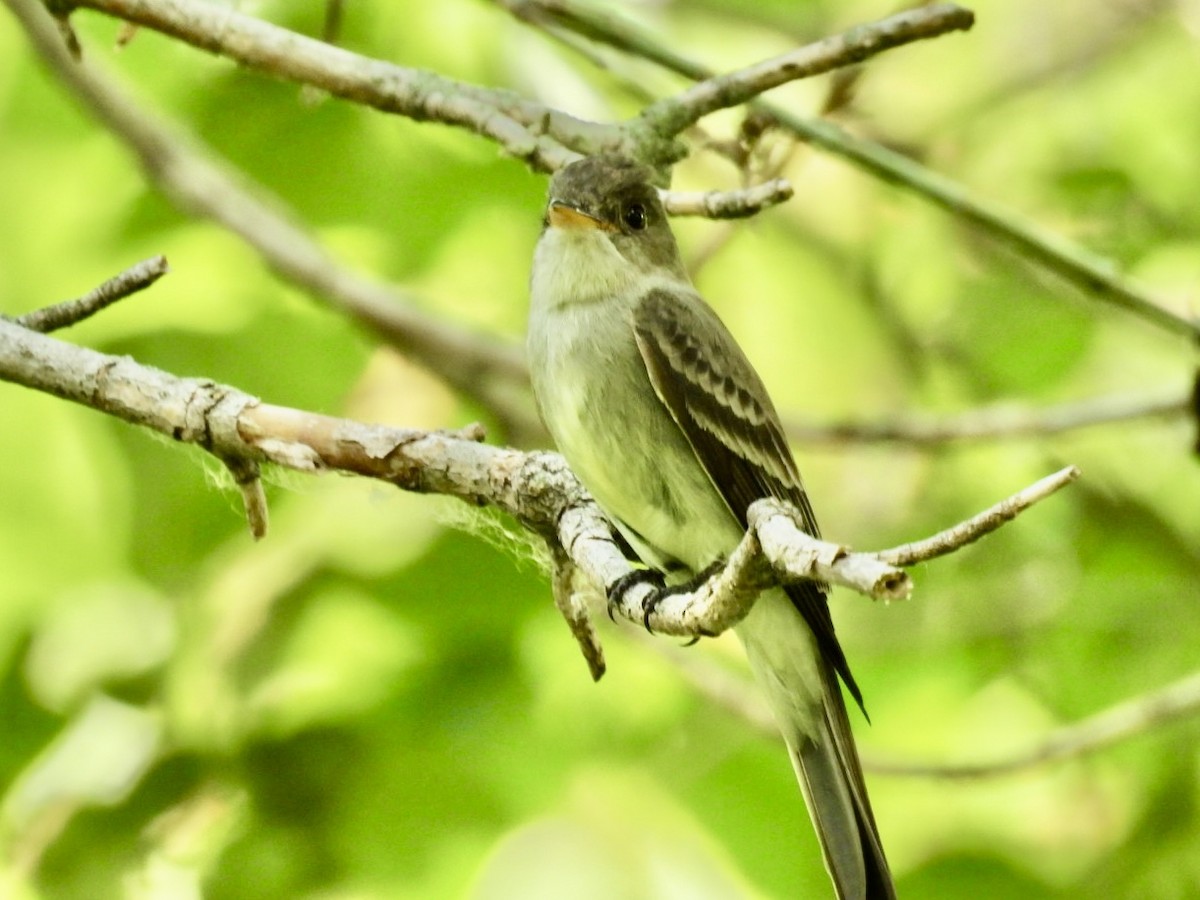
[{"x1": 527, "y1": 155, "x2": 893, "y2": 899}]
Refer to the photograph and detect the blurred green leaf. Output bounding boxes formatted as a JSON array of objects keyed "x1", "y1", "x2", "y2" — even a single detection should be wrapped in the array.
[
  {"x1": 247, "y1": 588, "x2": 422, "y2": 738},
  {"x1": 24, "y1": 581, "x2": 175, "y2": 713}
]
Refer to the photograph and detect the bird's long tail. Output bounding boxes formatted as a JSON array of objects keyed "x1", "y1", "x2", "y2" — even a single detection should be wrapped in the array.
[{"x1": 737, "y1": 591, "x2": 894, "y2": 900}]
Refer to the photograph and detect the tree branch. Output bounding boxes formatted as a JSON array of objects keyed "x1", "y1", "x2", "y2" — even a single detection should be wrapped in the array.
[
  {"x1": 506, "y1": 0, "x2": 1200, "y2": 341},
  {"x1": 783, "y1": 390, "x2": 1191, "y2": 446},
  {"x1": 8, "y1": 0, "x2": 541, "y2": 439},
  {"x1": 0, "y1": 286, "x2": 1076, "y2": 678},
  {"x1": 661, "y1": 178, "x2": 793, "y2": 219},
  {"x1": 867, "y1": 670, "x2": 1200, "y2": 779},
  {"x1": 634, "y1": 630, "x2": 1200, "y2": 779},
  {"x1": 9, "y1": 254, "x2": 169, "y2": 333},
  {"x1": 878, "y1": 466, "x2": 1079, "y2": 566},
  {"x1": 62, "y1": 0, "x2": 586, "y2": 170},
  {"x1": 637, "y1": 4, "x2": 975, "y2": 138},
  {"x1": 43, "y1": 0, "x2": 806, "y2": 216}
]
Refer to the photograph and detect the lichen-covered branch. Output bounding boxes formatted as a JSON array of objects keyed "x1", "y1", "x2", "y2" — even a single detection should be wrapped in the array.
[{"x1": 0, "y1": 305, "x2": 1075, "y2": 678}]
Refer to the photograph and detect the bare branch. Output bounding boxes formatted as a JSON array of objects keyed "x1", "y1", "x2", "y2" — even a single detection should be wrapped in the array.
[
  {"x1": 321, "y1": 0, "x2": 346, "y2": 46},
  {"x1": 25, "y1": 0, "x2": 789, "y2": 222},
  {"x1": 62, "y1": 0, "x2": 586, "y2": 170},
  {"x1": 10, "y1": 255, "x2": 168, "y2": 333},
  {"x1": 879, "y1": 466, "x2": 1080, "y2": 566},
  {"x1": 638, "y1": 4, "x2": 975, "y2": 137},
  {"x1": 783, "y1": 390, "x2": 1191, "y2": 446},
  {"x1": 549, "y1": 544, "x2": 606, "y2": 681},
  {"x1": 631, "y1": 631, "x2": 1200, "y2": 779},
  {"x1": 868, "y1": 670, "x2": 1200, "y2": 779},
  {"x1": 0, "y1": 311, "x2": 556, "y2": 524},
  {"x1": 0, "y1": 312, "x2": 1077, "y2": 676},
  {"x1": 661, "y1": 178, "x2": 793, "y2": 219},
  {"x1": 506, "y1": 0, "x2": 1200, "y2": 341},
  {"x1": 606, "y1": 472, "x2": 1073, "y2": 638},
  {"x1": 7, "y1": 0, "x2": 541, "y2": 439},
  {"x1": 221, "y1": 455, "x2": 269, "y2": 541}
]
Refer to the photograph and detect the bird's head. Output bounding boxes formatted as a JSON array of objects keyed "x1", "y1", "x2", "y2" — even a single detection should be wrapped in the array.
[{"x1": 540, "y1": 155, "x2": 686, "y2": 283}]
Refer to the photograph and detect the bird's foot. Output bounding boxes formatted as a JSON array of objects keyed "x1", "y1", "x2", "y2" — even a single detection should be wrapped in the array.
[
  {"x1": 606, "y1": 560, "x2": 725, "y2": 635},
  {"x1": 605, "y1": 568, "x2": 667, "y2": 631}
]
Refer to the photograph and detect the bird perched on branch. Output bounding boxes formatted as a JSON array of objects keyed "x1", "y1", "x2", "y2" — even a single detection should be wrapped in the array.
[{"x1": 527, "y1": 154, "x2": 893, "y2": 899}]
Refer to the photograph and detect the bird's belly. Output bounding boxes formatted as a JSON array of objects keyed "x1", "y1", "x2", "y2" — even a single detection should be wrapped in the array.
[{"x1": 548, "y1": 361, "x2": 742, "y2": 572}]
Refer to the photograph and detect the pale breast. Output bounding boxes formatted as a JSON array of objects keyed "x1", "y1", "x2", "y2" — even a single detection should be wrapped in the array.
[{"x1": 530, "y1": 300, "x2": 742, "y2": 571}]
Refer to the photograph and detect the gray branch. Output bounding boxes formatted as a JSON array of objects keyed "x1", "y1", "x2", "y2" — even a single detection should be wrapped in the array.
[
  {"x1": 635, "y1": 629, "x2": 1200, "y2": 779},
  {"x1": 0, "y1": 303, "x2": 1077, "y2": 677},
  {"x1": 637, "y1": 4, "x2": 975, "y2": 138},
  {"x1": 507, "y1": 0, "x2": 1199, "y2": 342},
  {"x1": 867, "y1": 669, "x2": 1200, "y2": 779},
  {"x1": 9, "y1": 255, "x2": 169, "y2": 333},
  {"x1": 783, "y1": 390, "x2": 1191, "y2": 446},
  {"x1": 62, "y1": 0, "x2": 585, "y2": 170},
  {"x1": 8, "y1": 0, "x2": 540, "y2": 439},
  {"x1": 661, "y1": 179, "x2": 794, "y2": 219}
]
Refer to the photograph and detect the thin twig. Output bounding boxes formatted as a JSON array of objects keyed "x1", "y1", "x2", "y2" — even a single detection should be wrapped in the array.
[
  {"x1": 784, "y1": 390, "x2": 1191, "y2": 446},
  {"x1": 11, "y1": 256, "x2": 169, "y2": 333},
  {"x1": 321, "y1": 0, "x2": 346, "y2": 45},
  {"x1": 867, "y1": 670, "x2": 1200, "y2": 779},
  {"x1": 879, "y1": 466, "x2": 1080, "y2": 566},
  {"x1": 507, "y1": 0, "x2": 1200, "y2": 341},
  {"x1": 662, "y1": 178, "x2": 794, "y2": 219},
  {"x1": 221, "y1": 455, "x2": 269, "y2": 541},
  {"x1": 549, "y1": 544, "x2": 606, "y2": 680},
  {"x1": 632, "y1": 629, "x2": 1200, "y2": 780},
  {"x1": 637, "y1": 4, "x2": 975, "y2": 137},
  {"x1": 501, "y1": 0, "x2": 709, "y2": 81}
]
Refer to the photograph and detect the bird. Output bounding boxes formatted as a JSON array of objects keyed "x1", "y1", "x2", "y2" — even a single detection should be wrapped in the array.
[{"x1": 526, "y1": 154, "x2": 893, "y2": 899}]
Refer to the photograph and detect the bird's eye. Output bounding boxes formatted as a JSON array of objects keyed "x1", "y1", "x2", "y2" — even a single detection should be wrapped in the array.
[{"x1": 623, "y1": 203, "x2": 648, "y2": 231}]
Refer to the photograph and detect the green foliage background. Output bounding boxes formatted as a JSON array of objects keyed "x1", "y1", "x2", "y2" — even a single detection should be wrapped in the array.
[{"x1": 1, "y1": 1, "x2": 1198, "y2": 898}]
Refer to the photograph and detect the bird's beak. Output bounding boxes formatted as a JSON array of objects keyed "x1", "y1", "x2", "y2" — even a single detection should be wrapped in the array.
[{"x1": 547, "y1": 201, "x2": 614, "y2": 232}]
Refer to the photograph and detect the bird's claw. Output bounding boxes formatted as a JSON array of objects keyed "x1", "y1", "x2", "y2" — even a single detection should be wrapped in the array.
[{"x1": 606, "y1": 568, "x2": 667, "y2": 632}]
